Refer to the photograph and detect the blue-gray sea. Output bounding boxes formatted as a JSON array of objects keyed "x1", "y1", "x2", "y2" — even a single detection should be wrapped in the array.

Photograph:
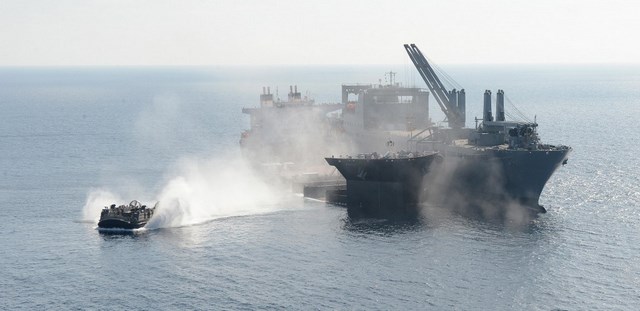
[{"x1": 1, "y1": 65, "x2": 639, "y2": 310}]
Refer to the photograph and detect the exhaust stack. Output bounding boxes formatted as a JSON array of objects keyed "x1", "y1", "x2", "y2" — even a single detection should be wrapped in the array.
[
  {"x1": 496, "y1": 89, "x2": 505, "y2": 121},
  {"x1": 448, "y1": 89, "x2": 458, "y2": 116},
  {"x1": 483, "y1": 90, "x2": 493, "y2": 122},
  {"x1": 260, "y1": 86, "x2": 274, "y2": 107},
  {"x1": 448, "y1": 89, "x2": 467, "y2": 126},
  {"x1": 458, "y1": 89, "x2": 466, "y2": 125}
]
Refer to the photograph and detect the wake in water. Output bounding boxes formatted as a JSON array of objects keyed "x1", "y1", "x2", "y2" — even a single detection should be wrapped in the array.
[{"x1": 83, "y1": 154, "x2": 289, "y2": 229}]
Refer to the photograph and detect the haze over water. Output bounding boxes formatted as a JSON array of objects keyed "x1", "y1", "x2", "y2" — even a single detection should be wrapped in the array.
[{"x1": 1, "y1": 65, "x2": 639, "y2": 309}]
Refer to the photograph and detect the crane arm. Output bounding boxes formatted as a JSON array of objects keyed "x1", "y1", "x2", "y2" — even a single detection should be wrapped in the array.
[{"x1": 404, "y1": 44, "x2": 464, "y2": 128}]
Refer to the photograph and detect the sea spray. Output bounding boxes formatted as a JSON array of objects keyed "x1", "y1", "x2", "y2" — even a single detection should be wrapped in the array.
[
  {"x1": 83, "y1": 152, "x2": 288, "y2": 228},
  {"x1": 145, "y1": 156, "x2": 285, "y2": 228},
  {"x1": 82, "y1": 189, "x2": 123, "y2": 223}
]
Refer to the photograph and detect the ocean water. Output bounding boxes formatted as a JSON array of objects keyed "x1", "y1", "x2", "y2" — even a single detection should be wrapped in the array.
[{"x1": 1, "y1": 65, "x2": 639, "y2": 310}]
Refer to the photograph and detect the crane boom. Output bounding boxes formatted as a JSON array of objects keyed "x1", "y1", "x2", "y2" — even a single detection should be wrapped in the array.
[{"x1": 404, "y1": 44, "x2": 464, "y2": 128}]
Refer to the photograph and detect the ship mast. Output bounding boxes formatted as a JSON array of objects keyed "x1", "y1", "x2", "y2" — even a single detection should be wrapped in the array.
[{"x1": 404, "y1": 44, "x2": 465, "y2": 128}]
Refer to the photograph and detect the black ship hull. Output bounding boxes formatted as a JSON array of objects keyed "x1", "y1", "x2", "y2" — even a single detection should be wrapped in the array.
[
  {"x1": 98, "y1": 217, "x2": 148, "y2": 230},
  {"x1": 325, "y1": 153, "x2": 441, "y2": 218},
  {"x1": 339, "y1": 127, "x2": 571, "y2": 213},
  {"x1": 424, "y1": 147, "x2": 571, "y2": 214}
]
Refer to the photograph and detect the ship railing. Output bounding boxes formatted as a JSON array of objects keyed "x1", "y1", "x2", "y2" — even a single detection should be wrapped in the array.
[
  {"x1": 408, "y1": 128, "x2": 438, "y2": 144},
  {"x1": 409, "y1": 128, "x2": 431, "y2": 140}
]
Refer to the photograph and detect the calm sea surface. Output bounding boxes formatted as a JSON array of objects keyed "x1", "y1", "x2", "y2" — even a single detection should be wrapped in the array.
[{"x1": 1, "y1": 65, "x2": 639, "y2": 310}]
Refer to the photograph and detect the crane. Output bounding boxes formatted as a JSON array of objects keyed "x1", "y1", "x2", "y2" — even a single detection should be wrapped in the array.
[{"x1": 404, "y1": 44, "x2": 465, "y2": 128}]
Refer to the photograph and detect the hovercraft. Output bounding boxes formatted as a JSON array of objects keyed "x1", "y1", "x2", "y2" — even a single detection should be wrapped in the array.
[{"x1": 98, "y1": 200, "x2": 156, "y2": 229}]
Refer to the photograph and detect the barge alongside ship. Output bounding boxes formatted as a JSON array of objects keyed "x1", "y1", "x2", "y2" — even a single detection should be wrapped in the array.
[{"x1": 325, "y1": 152, "x2": 442, "y2": 218}]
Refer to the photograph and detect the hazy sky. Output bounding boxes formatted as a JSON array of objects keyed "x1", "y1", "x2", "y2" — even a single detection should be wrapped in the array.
[{"x1": 1, "y1": 0, "x2": 638, "y2": 66}]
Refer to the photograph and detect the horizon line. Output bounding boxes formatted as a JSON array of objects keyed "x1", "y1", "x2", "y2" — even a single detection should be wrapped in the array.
[{"x1": 1, "y1": 62, "x2": 639, "y2": 68}]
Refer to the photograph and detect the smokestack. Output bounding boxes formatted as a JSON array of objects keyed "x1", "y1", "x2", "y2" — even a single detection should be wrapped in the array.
[
  {"x1": 267, "y1": 87, "x2": 271, "y2": 95},
  {"x1": 449, "y1": 89, "x2": 458, "y2": 111},
  {"x1": 260, "y1": 87, "x2": 274, "y2": 107},
  {"x1": 496, "y1": 89, "x2": 505, "y2": 121},
  {"x1": 294, "y1": 85, "x2": 298, "y2": 93},
  {"x1": 483, "y1": 90, "x2": 493, "y2": 122},
  {"x1": 290, "y1": 85, "x2": 293, "y2": 93},
  {"x1": 458, "y1": 89, "x2": 466, "y2": 125}
]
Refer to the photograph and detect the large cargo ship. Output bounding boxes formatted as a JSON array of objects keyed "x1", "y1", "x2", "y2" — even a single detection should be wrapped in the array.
[
  {"x1": 338, "y1": 44, "x2": 571, "y2": 214},
  {"x1": 239, "y1": 45, "x2": 571, "y2": 215},
  {"x1": 240, "y1": 85, "x2": 343, "y2": 165}
]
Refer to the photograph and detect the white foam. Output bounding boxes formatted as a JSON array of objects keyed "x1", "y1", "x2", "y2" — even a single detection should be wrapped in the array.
[
  {"x1": 82, "y1": 189, "x2": 123, "y2": 224},
  {"x1": 84, "y1": 154, "x2": 286, "y2": 229}
]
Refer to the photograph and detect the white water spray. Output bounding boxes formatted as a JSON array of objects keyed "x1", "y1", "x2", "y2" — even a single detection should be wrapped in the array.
[
  {"x1": 82, "y1": 189, "x2": 123, "y2": 223},
  {"x1": 83, "y1": 154, "x2": 287, "y2": 229},
  {"x1": 147, "y1": 155, "x2": 286, "y2": 228}
]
